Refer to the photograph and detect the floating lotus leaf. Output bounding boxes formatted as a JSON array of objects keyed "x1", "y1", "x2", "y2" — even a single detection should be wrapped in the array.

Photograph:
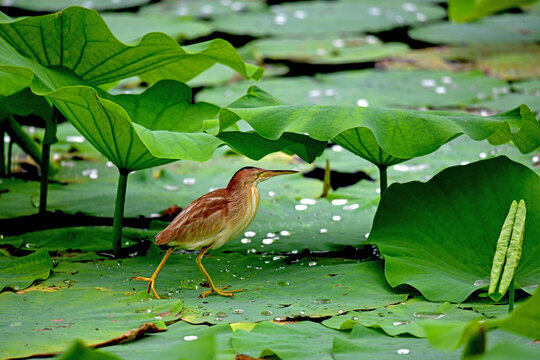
[
  {"x1": 323, "y1": 297, "x2": 483, "y2": 337},
  {"x1": 37, "y1": 250, "x2": 407, "y2": 325},
  {"x1": 368, "y1": 157, "x2": 540, "y2": 302},
  {"x1": 409, "y1": 13, "x2": 540, "y2": 45},
  {"x1": 0, "y1": 289, "x2": 182, "y2": 359},
  {"x1": 197, "y1": 69, "x2": 508, "y2": 108},
  {"x1": 246, "y1": 36, "x2": 409, "y2": 65},
  {"x1": 215, "y1": 0, "x2": 445, "y2": 37}
]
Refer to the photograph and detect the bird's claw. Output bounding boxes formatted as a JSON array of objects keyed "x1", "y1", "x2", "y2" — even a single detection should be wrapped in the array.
[
  {"x1": 133, "y1": 276, "x2": 160, "y2": 299},
  {"x1": 198, "y1": 286, "x2": 246, "y2": 298}
]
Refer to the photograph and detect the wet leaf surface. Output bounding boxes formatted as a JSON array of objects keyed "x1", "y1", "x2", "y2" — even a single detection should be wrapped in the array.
[
  {"x1": 322, "y1": 297, "x2": 483, "y2": 337},
  {"x1": 0, "y1": 249, "x2": 53, "y2": 291},
  {"x1": 0, "y1": 289, "x2": 182, "y2": 359}
]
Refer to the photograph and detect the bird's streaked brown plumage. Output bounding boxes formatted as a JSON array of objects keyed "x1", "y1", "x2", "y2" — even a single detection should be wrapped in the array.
[{"x1": 134, "y1": 166, "x2": 297, "y2": 298}]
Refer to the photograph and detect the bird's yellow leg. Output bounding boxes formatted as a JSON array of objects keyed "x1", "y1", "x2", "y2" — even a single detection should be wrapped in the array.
[
  {"x1": 133, "y1": 247, "x2": 174, "y2": 299},
  {"x1": 196, "y1": 245, "x2": 246, "y2": 298}
]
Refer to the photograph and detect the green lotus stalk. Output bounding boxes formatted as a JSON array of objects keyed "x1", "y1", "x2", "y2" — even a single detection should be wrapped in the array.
[
  {"x1": 112, "y1": 170, "x2": 130, "y2": 256},
  {"x1": 39, "y1": 109, "x2": 58, "y2": 217},
  {"x1": 488, "y1": 200, "x2": 518, "y2": 295},
  {"x1": 0, "y1": 118, "x2": 5, "y2": 176},
  {"x1": 378, "y1": 164, "x2": 388, "y2": 194},
  {"x1": 321, "y1": 159, "x2": 331, "y2": 198}
]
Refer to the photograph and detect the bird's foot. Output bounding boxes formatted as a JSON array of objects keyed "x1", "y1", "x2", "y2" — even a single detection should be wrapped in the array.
[
  {"x1": 198, "y1": 286, "x2": 246, "y2": 298},
  {"x1": 132, "y1": 276, "x2": 160, "y2": 299}
]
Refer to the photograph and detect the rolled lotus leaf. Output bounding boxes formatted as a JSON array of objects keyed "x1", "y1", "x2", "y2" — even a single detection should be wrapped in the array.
[
  {"x1": 488, "y1": 200, "x2": 518, "y2": 296},
  {"x1": 498, "y1": 199, "x2": 527, "y2": 297}
]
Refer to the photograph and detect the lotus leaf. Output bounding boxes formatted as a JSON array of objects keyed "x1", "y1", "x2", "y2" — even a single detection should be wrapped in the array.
[
  {"x1": 409, "y1": 13, "x2": 540, "y2": 45},
  {"x1": 368, "y1": 157, "x2": 540, "y2": 302},
  {"x1": 0, "y1": 289, "x2": 182, "y2": 359},
  {"x1": 0, "y1": 249, "x2": 53, "y2": 291},
  {"x1": 219, "y1": 87, "x2": 540, "y2": 167},
  {"x1": 333, "y1": 325, "x2": 535, "y2": 360},
  {"x1": 245, "y1": 36, "x2": 409, "y2": 65},
  {"x1": 322, "y1": 297, "x2": 483, "y2": 337},
  {"x1": 37, "y1": 249, "x2": 407, "y2": 325},
  {"x1": 197, "y1": 69, "x2": 508, "y2": 108},
  {"x1": 103, "y1": 323, "x2": 234, "y2": 360},
  {"x1": 215, "y1": 1, "x2": 445, "y2": 37}
]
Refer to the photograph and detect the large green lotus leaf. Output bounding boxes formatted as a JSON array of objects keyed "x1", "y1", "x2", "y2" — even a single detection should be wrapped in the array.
[
  {"x1": 46, "y1": 85, "x2": 222, "y2": 171},
  {"x1": 197, "y1": 69, "x2": 507, "y2": 108},
  {"x1": 101, "y1": 14, "x2": 212, "y2": 43},
  {"x1": 0, "y1": 87, "x2": 52, "y2": 121},
  {"x1": 2, "y1": 227, "x2": 146, "y2": 252},
  {"x1": 46, "y1": 83, "x2": 321, "y2": 171},
  {"x1": 0, "y1": 67, "x2": 34, "y2": 97},
  {"x1": 40, "y1": 252, "x2": 407, "y2": 325},
  {"x1": 448, "y1": 0, "x2": 535, "y2": 22},
  {"x1": 103, "y1": 323, "x2": 234, "y2": 360},
  {"x1": 0, "y1": 289, "x2": 182, "y2": 359},
  {"x1": 214, "y1": 1, "x2": 445, "y2": 37},
  {"x1": 322, "y1": 297, "x2": 483, "y2": 337},
  {"x1": 217, "y1": 131, "x2": 326, "y2": 163},
  {"x1": 0, "y1": 7, "x2": 263, "y2": 87},
  {"x1": 232, "y1": 321, "x2": 349, "y2": 360},
  {"x1": 246, "y1": 36, "x2": 409, "y2": 65},
  {"x1": 367, "y1": 157, "x2": 540, "y2": 302},
  {"x1": 409, "y1": 13, "x2": 540, "y2": 45},
  {"x1": 218, "y1": 87, "x2": 540, "y2": 167},
  {"x1": 0, "y1": 249, "x2": 53, "y2": 291},
  {"x1": 2, "y1": 0, "x2": 150, "y2": 12}
]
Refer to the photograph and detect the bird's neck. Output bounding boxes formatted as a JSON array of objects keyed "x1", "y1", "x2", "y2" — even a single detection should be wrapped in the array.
[{"x1": 228, "y1": 183, "x2": 260, "y2": 206}]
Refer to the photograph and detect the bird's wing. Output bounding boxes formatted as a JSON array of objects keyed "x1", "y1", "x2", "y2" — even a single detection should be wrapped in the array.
[{"x1": 155, "y1": 189, "x2": 230, "y2": 248}]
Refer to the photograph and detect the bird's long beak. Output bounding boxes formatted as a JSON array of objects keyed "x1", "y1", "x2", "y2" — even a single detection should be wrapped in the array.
[{"x1": 259, "y1": 169, "x2": 298, "y2": 180}]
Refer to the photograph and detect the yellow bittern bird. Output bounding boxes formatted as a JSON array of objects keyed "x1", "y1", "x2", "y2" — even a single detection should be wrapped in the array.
[{"x1": 134, "y1": 167, "x2": 297, "y2": 298}]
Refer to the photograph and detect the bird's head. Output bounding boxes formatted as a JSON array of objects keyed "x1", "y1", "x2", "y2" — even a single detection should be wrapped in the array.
[{"x1": 228, "y1": 166, "x2": 298, "y2": 188}]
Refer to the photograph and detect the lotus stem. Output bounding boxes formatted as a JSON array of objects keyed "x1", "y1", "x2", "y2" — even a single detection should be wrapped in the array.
[
  {"x1": 39, "y1": 109, "x2": 59, "y2": 218},
  {"x1": 508, "y1": 278, "x2": 515, "y2": 313},
  {"x1": 112, "y1": 169, "x2": 130, "y2": 256},
  {"x1": 378, "y1": 164, "x2": 388, "y2": 194},
  {"x1": 320, "y1": 159, "x2": 331, "y2": 198},
  {"x1": 39, "y1": 141, "x2": 51, "y2": 217},
  {"x1": 7, "y1": 136, "x2": 13, "y2": 176},
  {"x1": 7, "y1": 116, "x2": 42, "y2": 166},
  {"x1": 0, "y1": 119, "x2": 5, "y2": 176}
]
